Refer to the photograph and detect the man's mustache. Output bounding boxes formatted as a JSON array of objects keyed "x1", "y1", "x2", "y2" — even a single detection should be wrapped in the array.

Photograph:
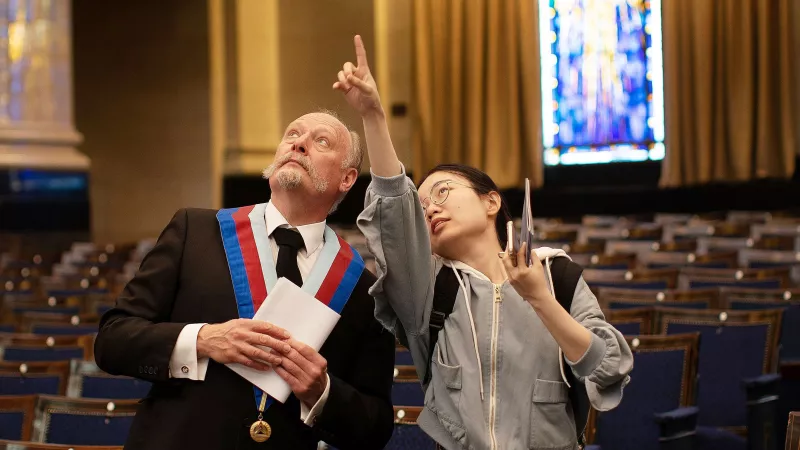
[{"x1": 276, "y1": 154, "x2": 313, "y2": 172}]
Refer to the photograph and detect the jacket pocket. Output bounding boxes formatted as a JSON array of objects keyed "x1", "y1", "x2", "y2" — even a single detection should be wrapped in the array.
[
  {"x1": 429, "y1": 357, "x2": 466, "y2": 442},
  {"x1": 530, "y1": 379, "x2": 576, "y2": 450}
]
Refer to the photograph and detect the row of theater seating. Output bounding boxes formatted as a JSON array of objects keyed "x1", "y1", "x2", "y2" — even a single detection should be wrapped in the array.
[
  {"x1": 389, "y1": 289, "x2": 800, "y2": 450},
  {"x1": 377, "y1": 212, "x2": 800, "y2": 449},
  {"x1": 3, "y1": 210, "x2": 800, "y2": 448}
]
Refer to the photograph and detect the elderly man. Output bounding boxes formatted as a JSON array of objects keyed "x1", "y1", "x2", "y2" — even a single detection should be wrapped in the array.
[{"x1": 94, "y1": 111, "x2": 395, "y2": 450}]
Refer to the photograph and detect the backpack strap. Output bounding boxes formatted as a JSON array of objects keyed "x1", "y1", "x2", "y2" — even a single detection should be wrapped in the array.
[
  {"x1": 548, "y1": 256, "x2": 590, "y2": 446},
  {"x1": 424, "y1": 266, "x2": 461, "y2": 385}
]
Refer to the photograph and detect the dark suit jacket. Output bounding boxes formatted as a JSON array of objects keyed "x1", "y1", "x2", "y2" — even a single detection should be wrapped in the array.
[{"x1": 94, "y1": 208, "x2": 395, "y2": 450}]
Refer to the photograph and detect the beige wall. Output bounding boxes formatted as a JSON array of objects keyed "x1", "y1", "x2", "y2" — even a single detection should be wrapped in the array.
[
  {"x1": 73, "y1": 0, "x2": 414, "y2": 243},
  {"x1": 74, "y1": 0, "x2": 214, "y2": 243},
  {"x1": 278, "y1": 0, "x2": 375, "y2": 139},
  {"x1": 222, "y1": 0, "x2": 414, "y2": 174},
  {"x1": 375, "y1": 0, "x2": 413, "y2": 170}
]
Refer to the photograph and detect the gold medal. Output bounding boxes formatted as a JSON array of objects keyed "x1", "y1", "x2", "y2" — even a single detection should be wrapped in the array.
[
  {"x1": 250, "y1": 391, "x2": 271, "y2": 442},
  {"x1": 249, "y1": 419, "x2": 272, "y2": 442}
]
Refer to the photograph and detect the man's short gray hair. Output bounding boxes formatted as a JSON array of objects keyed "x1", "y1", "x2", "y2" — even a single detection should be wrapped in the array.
[{"x1": 316, "y1": 109, "x2": 364, "y2": 214}]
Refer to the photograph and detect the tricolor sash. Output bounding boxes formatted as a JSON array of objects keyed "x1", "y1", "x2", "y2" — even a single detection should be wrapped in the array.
[{"x1": 217, "y1": 203, "x2": 365, "y2": 408}]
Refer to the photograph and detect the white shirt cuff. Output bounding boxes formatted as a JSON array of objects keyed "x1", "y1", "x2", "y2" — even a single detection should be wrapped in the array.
[
  {"x1": 300, "y1": 373, "x2": 330, "y2": 426},
  {"x1": 168, "y1": 323, "x2": 209, "y2": 380}
]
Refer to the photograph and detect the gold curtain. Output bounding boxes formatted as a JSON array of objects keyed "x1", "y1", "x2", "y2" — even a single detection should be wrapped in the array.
[
  {"x1": 660, "y1": 0, "x2": 798, "y2": 187},
  {"x1": 411, "y1": 0, "x2": 543, "y2": 189}
]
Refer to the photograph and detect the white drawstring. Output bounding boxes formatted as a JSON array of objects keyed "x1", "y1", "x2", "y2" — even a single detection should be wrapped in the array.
[{"x1": 451, "y1": 265, "x2": 485, "y2": 401}]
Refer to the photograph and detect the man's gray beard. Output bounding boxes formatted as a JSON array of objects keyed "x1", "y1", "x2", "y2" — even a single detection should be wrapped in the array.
[{"x1": 265, "y1": 163, "x2": 328, "y2": 193}]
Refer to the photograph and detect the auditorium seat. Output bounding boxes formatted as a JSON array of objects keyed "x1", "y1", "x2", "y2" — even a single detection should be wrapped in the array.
[
  {"x1": 787, "y1": 411, "x2": 800, "y2": 450},
  {"x1": 384, "y1": 407, "x2": 435, "y2": 450},
  {"x1": 69, "y1": 362, "x2": 151, "y2": 400},
  {"x1": 392, "y1": 366, "x2": 424, "y2": 407},
  {"x1": 395, "y1": 345, "x2": 413, "y2": 366},
  {"x1": 583, "y1": 254, "x2": 637, "y2": 271},
  {"x1": 28, "y1": 323, "x2": 98, "y2": 337},
  {"x1": 656, "y1": 308, "x2": 783, "y2": 447},
  {"x1": 0, "y1": 335, "x2": 93, "y2": 362},
  {"x1": 679, "y1": 267, "x2": 791, "y2": 290},
  {"x1": 15, "y1": 315, "x2": 99, "y2": 336},
  {"x1": 0, "y1": 361, "x2": 70, "y2": 396},
  {"x1": 588, "y1": 333, "x2": 700, "y2": 450},
  {"x1": 605, "y1": 308, "x2": 655, "y2": 335},
  {"x1": 778, "y1": 362, "x2": 800, "y2": 447},
  {"x1": 583, "y1": 268, "x2": 678, "y2": 291},
  {"x1": 718, "y1": 297, "x2": 800, "y2": 362},
  {"x1": 597, "y1": 287, "x2": 720, "y2": 309},
  {"x1": 33, "y1": 396, "x2": 137, "y2": 445},
  {"x1": 598, "y1": 289, "x2": 716, "y2": 310},
  {"x1": 641, "y1": 250, "x2": 738, "y2": 269},
  {"x1": 0, "y1": 395, "x2": 35, "y2": 441}
]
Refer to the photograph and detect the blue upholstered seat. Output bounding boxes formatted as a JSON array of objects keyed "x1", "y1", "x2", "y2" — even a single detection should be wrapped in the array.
[
  {"x1": 689, "y1": 278, "x2": 783, "y2": 289},
  {"x1": 395, "y1": 348, "x2": 413, "y2": 366},
  {"x1": 592, "y1": 334, "x2": 699, "y2": 450},
  {"x1": 0, "y1": 396, "x2": 35, "y2": 441},
  {"x1": 391, "y1": 379, "x2": 425, "y2": 407},
  {"x1": 1, "y1": 347, "x2": 84, "y2": 362},
  {"x1": 29, "y1": 324, "x2": 98, "y2": 336},
  {"x1": 609, "y1": 300, "x2": 709, "y2": 310},
  {"x1": 726, "y1": 302, "x2": 800, "y2": 362},
  {"x1": 80, "y1": 375, "x2": 151, "y2": 399},
  {"x1": 37, "y1": 396, "x2": 137, "y2": 445},
  {"x1": 0, "y1": 412, "x2": 24, "y2": 441},
  {"x1": 0, "y1": 375, "x2": 60, "y2": 396},
  {"x1": 659, "y1": 309, "x2": 781, "y2": 429},
  {"x1": 45, "y1": 412, "x2": 134, "y2": 445},
  {"x1": 384, "y1": 407, "x2": 435, "y2": 450},
  {"x1": 384, "y1": 423, "x2": 436, "y2": 450}
]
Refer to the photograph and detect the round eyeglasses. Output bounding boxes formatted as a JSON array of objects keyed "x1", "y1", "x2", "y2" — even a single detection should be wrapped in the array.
[{"x1": 420, "y1": 180, "x2": 476, "y2": 211}]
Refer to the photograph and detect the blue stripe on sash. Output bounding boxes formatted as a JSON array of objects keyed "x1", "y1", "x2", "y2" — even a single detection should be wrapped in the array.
[
  {"x1": 217, "y1": 207, "x2": 263, "y2": 408},
  {"x1": 328, "y1": 246, "x2": 365, "y2": 314},
  {"x1": 217, "y1": 208, "x2": 255, "y2": 319}
]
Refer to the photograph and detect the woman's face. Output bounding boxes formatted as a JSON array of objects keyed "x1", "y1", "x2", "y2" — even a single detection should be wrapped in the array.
[{"x1": 418, "y1": 171, "x2": 497, "y2": 259}]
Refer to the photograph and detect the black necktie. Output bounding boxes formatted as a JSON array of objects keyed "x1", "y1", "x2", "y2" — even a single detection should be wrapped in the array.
[{"x1": 272, "y1": 227, "x2": 304, "y2": 287}]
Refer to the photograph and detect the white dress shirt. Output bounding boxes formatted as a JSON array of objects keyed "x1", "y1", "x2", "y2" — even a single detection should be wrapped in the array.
[{"x1": 168, "y1": 200, "x2": 331, "y2": 425}]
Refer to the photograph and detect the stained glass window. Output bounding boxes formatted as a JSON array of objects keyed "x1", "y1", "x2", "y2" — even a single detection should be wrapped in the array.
[{"x1": 539, "y1": 0, "x2": 665, "y2": 166}]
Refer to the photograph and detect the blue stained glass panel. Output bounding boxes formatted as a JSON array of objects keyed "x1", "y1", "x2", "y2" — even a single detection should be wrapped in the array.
[{"x1": 539, "y1": 0, "x2": 665, "y2": 165}]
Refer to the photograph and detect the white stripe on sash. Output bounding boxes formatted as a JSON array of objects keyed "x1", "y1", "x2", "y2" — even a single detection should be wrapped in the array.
[
  {"x1": 247, "y1": 204, "x2": 342, "y2": 299},
  {"x1": 248, "y1": 204, "x2": 278, "y2": 293},
  {"x1": 301, "y1": 226, "x2": 341, "y2": 296}
]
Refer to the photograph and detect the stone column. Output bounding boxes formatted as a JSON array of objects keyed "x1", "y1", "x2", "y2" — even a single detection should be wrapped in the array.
[{"x1": 0, "y1": 0, "x2": 87, "y2": 170}]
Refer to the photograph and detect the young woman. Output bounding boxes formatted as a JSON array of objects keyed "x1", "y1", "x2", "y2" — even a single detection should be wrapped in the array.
[{"x1": 334, "y1": 36, "x2": 633, "y2": 450}]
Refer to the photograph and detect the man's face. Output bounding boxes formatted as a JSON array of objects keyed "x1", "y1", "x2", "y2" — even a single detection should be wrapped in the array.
[{"x1": 264, "y1": 113, "x2": 352, "y2": 200}]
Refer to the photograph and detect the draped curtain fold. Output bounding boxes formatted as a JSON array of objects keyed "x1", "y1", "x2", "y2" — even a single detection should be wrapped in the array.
[
  {"x1": 660, "y1": 0, "x2": 797, "y2": 186},
  {"x1": 411, "y1": 0, "x2": 543, "y2": 189},
  {"x1": 413, "y1": 0, "x2": 796, "y2": 189}
]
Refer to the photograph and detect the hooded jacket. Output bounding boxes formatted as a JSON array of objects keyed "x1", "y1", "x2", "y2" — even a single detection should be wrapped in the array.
[{"x1": 357, "y1": 170, "x2": 633, "y2": 450}]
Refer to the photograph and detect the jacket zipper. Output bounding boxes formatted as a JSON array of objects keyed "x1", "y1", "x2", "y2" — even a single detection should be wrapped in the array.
[{"x1": 489, "y1": 283, "x2": 502, "y2": 450}]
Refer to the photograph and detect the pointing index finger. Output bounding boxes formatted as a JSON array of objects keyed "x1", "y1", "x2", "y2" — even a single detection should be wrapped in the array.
[{"x1": 354, "y1": 35, "x2": 369, "y2": 69}]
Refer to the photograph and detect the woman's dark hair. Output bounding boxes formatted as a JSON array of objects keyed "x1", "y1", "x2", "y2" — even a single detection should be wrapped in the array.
[{"x1": 419, "y1": 163, "x2": 512, "y2": 247}]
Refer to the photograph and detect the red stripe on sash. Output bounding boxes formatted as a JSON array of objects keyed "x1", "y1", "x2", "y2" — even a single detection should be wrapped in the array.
[
  {"x1": 315, "y1": 237, "x2": 354, "y2": 305},
  {"x1": 232, "y1": 206, "x2": 268, "y2": 311}
]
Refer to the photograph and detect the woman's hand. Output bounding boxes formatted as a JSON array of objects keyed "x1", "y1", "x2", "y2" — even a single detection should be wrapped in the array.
[
  {"x1": 333, "y1": 35, "x2": 383, "y2": 117},
  {"x1": 499, "y1": 243, "x2": 555, "y2": 309}
]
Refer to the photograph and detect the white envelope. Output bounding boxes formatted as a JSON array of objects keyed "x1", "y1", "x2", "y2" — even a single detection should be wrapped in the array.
[{"x1": 226, "y1": 277, "x2": 341, "y2": 403}]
